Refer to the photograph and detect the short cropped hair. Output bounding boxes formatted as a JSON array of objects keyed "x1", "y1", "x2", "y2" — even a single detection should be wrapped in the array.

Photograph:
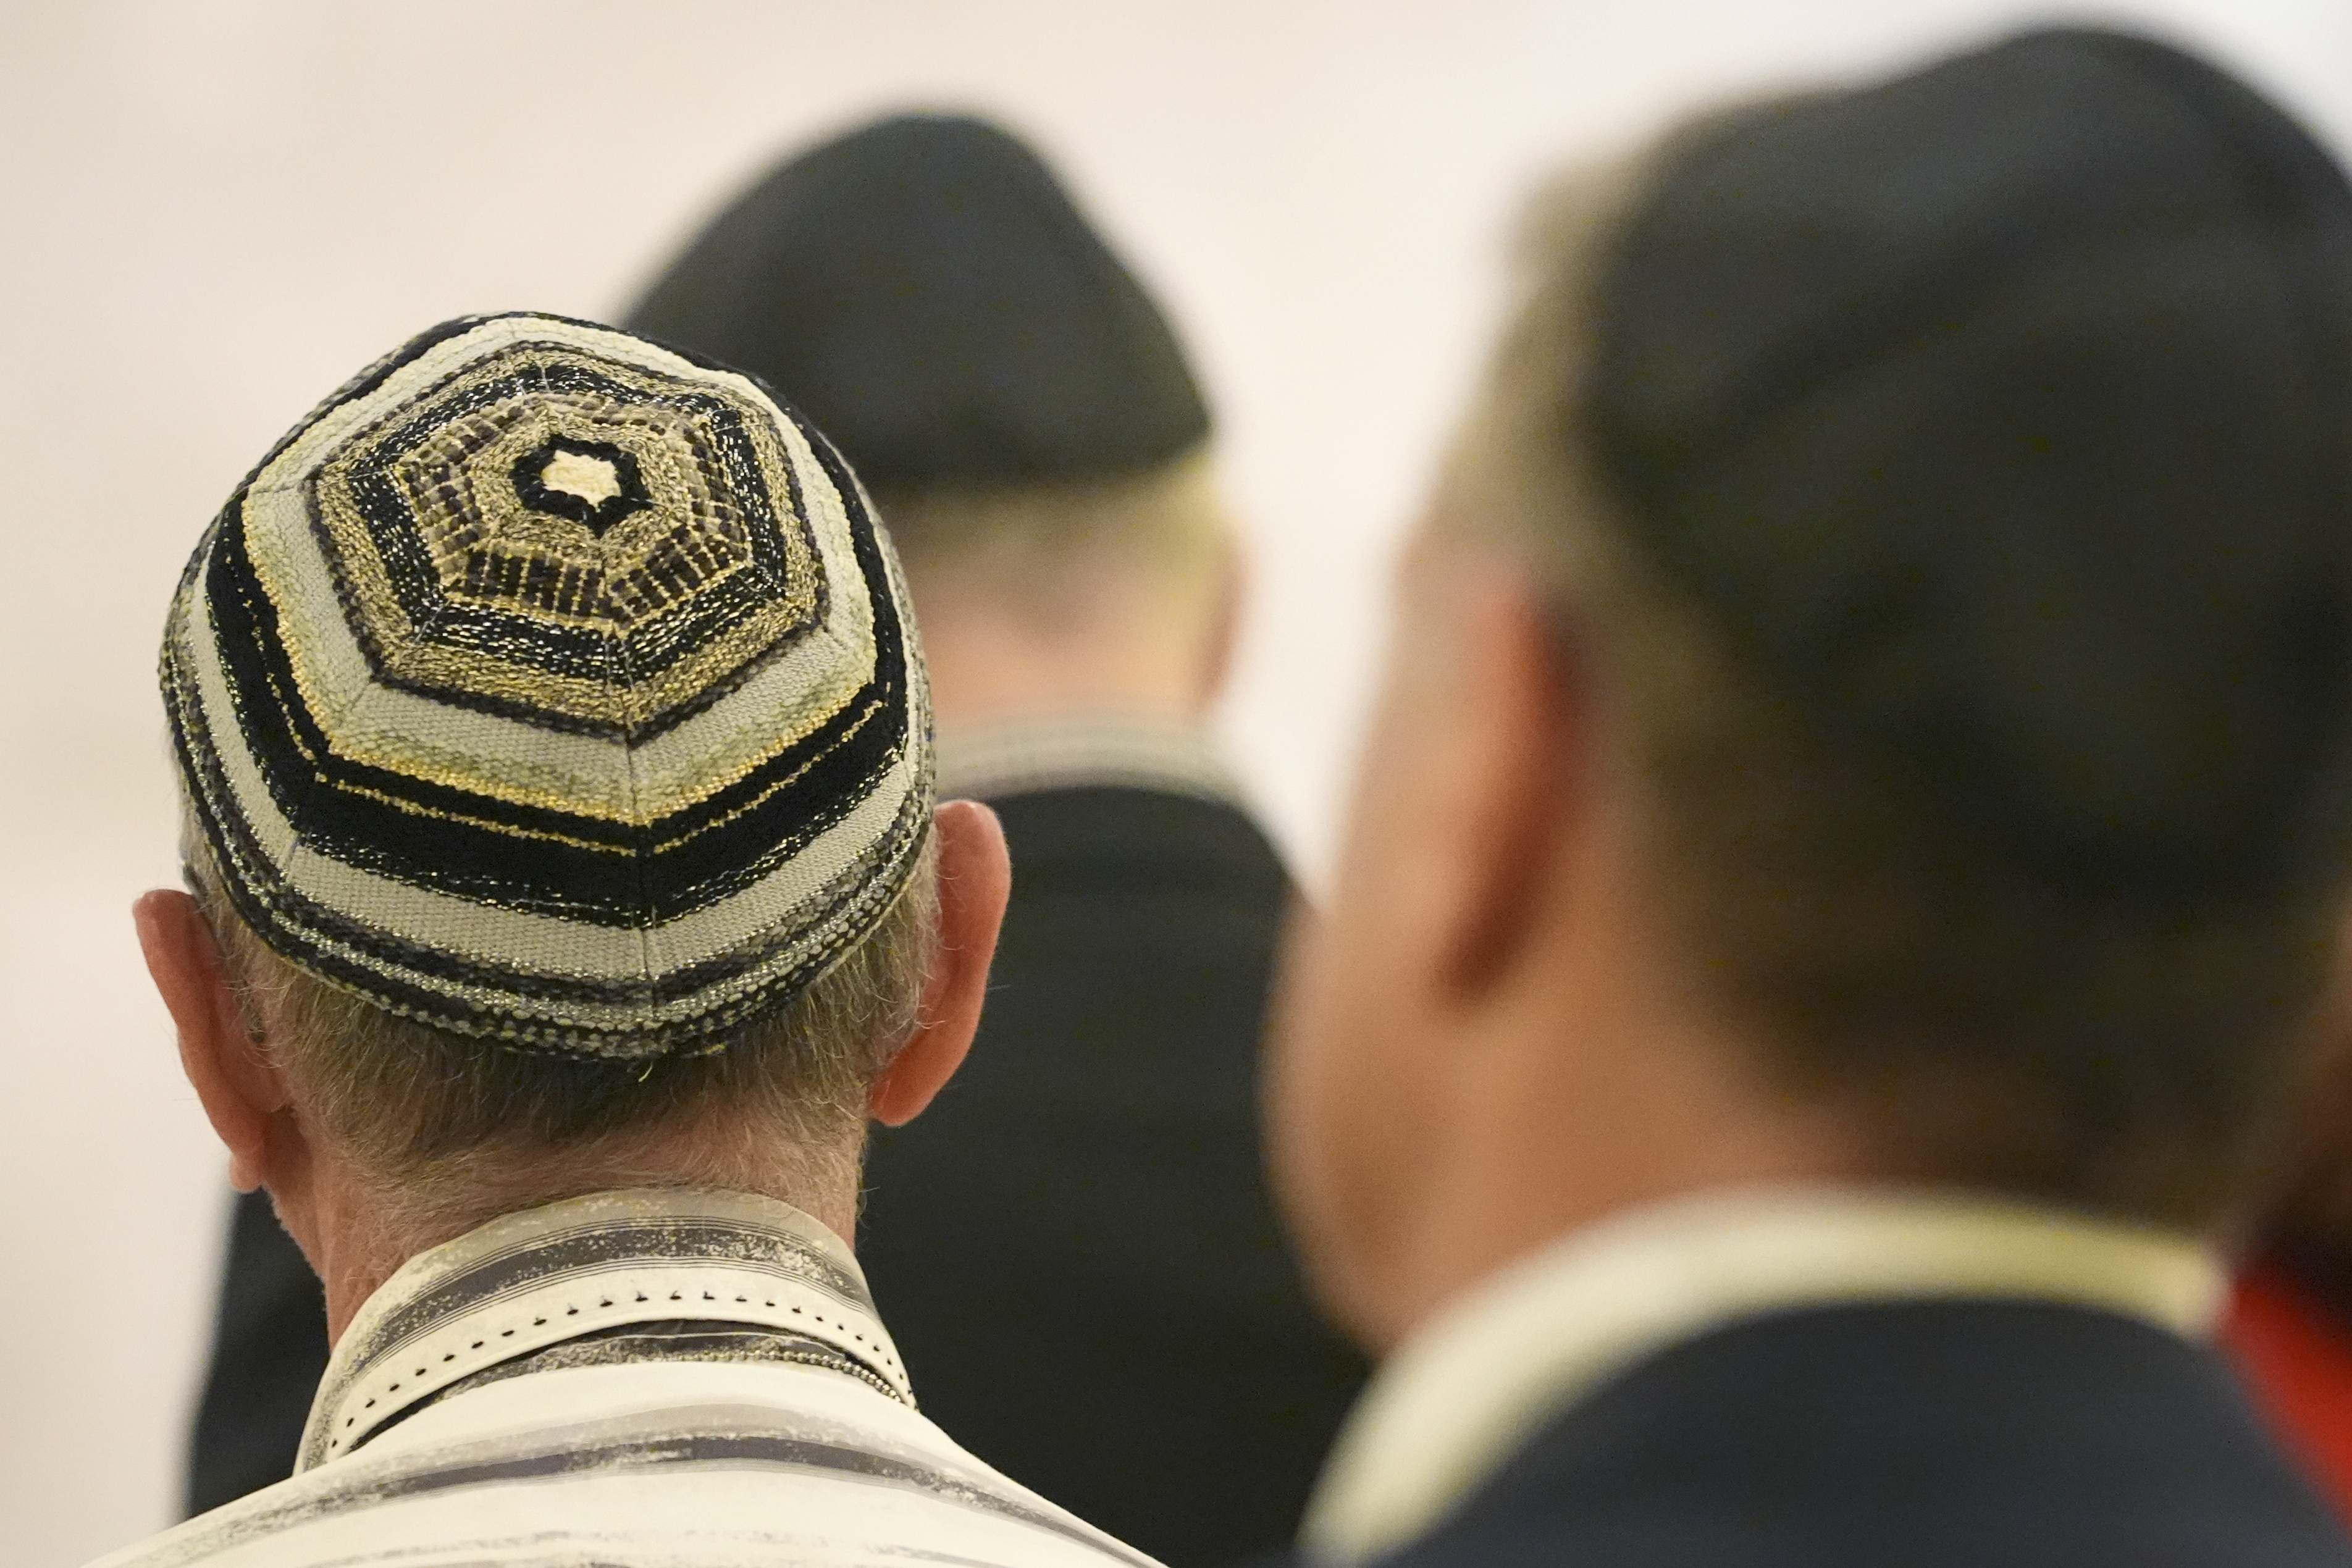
[
  {"x1": 1450, "y1": 146, "x2": 2342, "y2": 1230},
  {"x1": 870, "y1": 448, "x2": 1225, "y2": 599},
  {"x1": 187, "y1": 816, "x2": 938, "y2": 1210}
]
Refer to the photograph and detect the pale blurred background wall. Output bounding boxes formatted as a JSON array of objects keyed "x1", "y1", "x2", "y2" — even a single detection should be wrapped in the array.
[{"x1": 2, "y1": 2, "x2": 2346, "y2": 1561}]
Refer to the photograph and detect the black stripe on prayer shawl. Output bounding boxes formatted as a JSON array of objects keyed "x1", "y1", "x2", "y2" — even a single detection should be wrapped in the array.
[{"x1": 323, "y1": 1218, "x2": 876, "y2": 1396}]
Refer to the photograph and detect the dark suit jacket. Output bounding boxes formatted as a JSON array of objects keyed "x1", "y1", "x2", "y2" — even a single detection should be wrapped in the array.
[
  {"x1": 185, "y1": 1186, "x2": 326, "y2": 1516},
  {"x1": 187, "y1": 784, "x2": 1366, "y2": 1556},
  {"x1": 857, "y1": 785, "x2": 1368, "y2": 1566},
  {"x1": 1345, "y1": 1300, "x2": 2352, "y2": 1568}
]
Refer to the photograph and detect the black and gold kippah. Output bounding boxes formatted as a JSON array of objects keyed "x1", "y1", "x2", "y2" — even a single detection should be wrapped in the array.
[{"x1": 162, "y1": 312, "x2": 933, "y2": 1059}]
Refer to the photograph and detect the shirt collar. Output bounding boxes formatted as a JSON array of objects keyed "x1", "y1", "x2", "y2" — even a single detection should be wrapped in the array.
[
  {"x1": 937, "y1": 711, "x2": 1243, "y2": 806},
  {"x1": 1303, "y1": 1186, "x2": 2223, "y2": 1566},
  {"x1": 296, "y1": 1188, "x2": 907, "y2": 1474}
]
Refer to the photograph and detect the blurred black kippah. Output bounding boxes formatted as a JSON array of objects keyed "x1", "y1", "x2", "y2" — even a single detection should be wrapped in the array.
[
  {"x1": 1588, "y1": 27, "x2": 2352, "y2": 897},
  {"x1": 624, "y1": 112, "x2": 1209, "y2": 489}
]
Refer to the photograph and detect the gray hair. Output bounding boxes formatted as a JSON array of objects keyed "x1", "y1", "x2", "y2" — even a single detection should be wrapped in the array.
[
  {"x1": 872, "y1": 448, "x2": 1227, "y2": 602},
  {"x1": 184, "y1": 808, "x2": 939, "y2": 1236}
]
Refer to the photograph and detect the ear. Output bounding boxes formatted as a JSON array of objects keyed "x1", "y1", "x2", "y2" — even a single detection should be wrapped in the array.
[
  {"x1": 1195, "y1": 530, "x2": 1248, "y2": 712},
  {"x1": 134, "y1": 889, "x2": 293, "y2": 1192},
  {"x1": 1416, "y1": 557, "x2": 1585, "y2": 1004},
  {"x1": 869, "y1": 800, "x2": 1012, "y2": 1126}
]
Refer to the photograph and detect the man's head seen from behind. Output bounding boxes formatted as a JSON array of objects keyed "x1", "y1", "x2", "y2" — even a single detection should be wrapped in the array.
[
  {"x1": 627, "y1": 114, "x2": 1239, "y2": 734},
  {"x1": 139, "y1": 313, "x2": 1011, "y2": 1336},
  {"x1": 1270, "y1": 28, "x2": 2352, "y2": 1351}
]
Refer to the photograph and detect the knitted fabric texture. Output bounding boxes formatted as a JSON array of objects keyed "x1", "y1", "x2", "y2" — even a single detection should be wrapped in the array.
[{"x1": 162, "y1": 312, "x2": 933, "y2": 1060}]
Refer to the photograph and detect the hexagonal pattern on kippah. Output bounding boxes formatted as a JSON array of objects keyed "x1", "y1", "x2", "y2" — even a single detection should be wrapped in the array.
[{"x1": 162, "y1": 312, "x2": 933, "y2": 1059}]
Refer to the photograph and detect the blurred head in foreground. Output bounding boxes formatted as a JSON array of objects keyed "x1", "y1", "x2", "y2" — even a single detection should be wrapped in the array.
[
  {"x1": 2255, "y1": 1057, "x2": 2352, "y2": 1306},
  {"x1": 626, "y1": 114, "x2": 1235, "y2": 739},
  {"x1": 137, "y1": 312, "x2": 1009, "y2": 1336},
  {"x1": 1271, "y1": 28, "x2": 2352, "y2": 1352}
]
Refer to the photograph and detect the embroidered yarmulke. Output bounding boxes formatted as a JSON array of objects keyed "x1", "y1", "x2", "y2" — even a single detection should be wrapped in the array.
[
  {"x1": 624, "y1": 113, "x2": 1209, "y2": 488},
  {"x1": 162, "y1": 312, "x2": 933, "y2": 1059}
]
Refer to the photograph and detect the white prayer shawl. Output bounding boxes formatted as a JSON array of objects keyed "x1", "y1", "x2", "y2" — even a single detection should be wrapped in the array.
[{"x1": 85, "y1": 1189, "x2": 1157, "y2": 1568}]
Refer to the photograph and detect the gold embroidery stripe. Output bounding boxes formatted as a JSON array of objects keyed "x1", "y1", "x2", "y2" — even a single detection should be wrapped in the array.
[{"x1": 650, "y1": 696, "x2": 889, "y2": 854}]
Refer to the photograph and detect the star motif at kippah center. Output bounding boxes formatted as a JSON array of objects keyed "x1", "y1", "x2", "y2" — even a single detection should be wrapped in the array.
[
  {"x1": 540, "y1": 447, "x2": 623, "y2": 508},
  {"x1": 512, "y1": 435, "x2": 652, "y2": 537}
]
